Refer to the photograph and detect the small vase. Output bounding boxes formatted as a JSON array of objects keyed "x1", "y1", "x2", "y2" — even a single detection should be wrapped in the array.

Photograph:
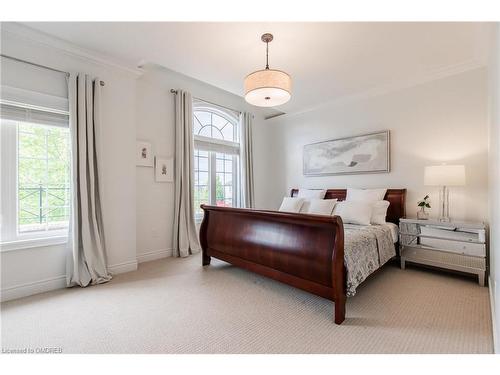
[{"x1": 417, "y1": 207, "x2": 429, "y2": 220}]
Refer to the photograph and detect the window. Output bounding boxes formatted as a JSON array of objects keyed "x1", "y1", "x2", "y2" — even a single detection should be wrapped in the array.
[
  {"x1": 193, "y1": 103, "x2": 240, "y2": 220},
  {"x1": 194, "y1": 109, "x2": 237, "y2": 142},
  {"x1": 1, "y1": 97, "x2": 70, "y2": 245}
]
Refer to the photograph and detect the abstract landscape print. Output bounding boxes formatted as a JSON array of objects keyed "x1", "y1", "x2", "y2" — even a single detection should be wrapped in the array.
[{"x1": 303, "y1": 130, "x2": 390, "y2": 176}]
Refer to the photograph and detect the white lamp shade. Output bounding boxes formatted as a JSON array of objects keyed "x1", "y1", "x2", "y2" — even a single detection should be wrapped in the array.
[
  {"x1": 424, "y1": 165, "x2": 466, "y2": 186},
  {"x1": 244, "y1": 69, "x2": 292, "y2": 107}
]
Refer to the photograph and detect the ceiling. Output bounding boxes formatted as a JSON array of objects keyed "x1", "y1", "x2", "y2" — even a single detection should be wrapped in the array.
[{"x1": 22, "y1": 22, "x2": 490, "y2": 114}]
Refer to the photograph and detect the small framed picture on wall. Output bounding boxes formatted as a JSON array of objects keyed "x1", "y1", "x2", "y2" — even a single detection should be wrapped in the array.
[
  {"x1": 155, "y1": 157, "x2": 174, "y2": 182},
  {"x1": 136, "y1": 140, "x2": 153, "y2": 167}
]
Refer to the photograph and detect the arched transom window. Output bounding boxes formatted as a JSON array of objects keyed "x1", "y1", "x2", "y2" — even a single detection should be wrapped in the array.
[
  {"x1": 193, "y1": 109, "x2": 238, "y2": 142},
  {"x1": 193, "y1": 103, "x2": 240, "y2": 219}
]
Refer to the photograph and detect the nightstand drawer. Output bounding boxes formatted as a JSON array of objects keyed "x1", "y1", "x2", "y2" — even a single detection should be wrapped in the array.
[
  {"x1": 420, "y1": 225, "x2": 483, "y2": 241},
  {"x1": 402, "y1": 247, "x2": 486, "y2": 272},
  {"x1": 419, "y1": 226, "x2": 486, "y2": 256},
  {"x1": 419, "y1": 237, "x2": 486, "y2": 257}
]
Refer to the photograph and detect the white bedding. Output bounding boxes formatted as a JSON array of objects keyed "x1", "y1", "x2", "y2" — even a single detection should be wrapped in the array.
[
  {"x1": 384, "y1": 222, "x2": 399, "y2": 243},
  {"x1": 343, "y1": 223, "x2": 396, "y2": 296},
  {"x1": 344, "y1": 222, "x2": 399, "y2": 243}
]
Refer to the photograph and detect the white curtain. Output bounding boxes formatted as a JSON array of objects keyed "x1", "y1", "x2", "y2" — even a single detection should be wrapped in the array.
[
  {"x1": 173, "y1": 90, "x2": 201, "y2": 257},
  {"x1": 66, "y1": 73, "x2": 111, "y2": 287},
  {"x1": 240, "y1": 112, "x2": 255, "y2": 208}
]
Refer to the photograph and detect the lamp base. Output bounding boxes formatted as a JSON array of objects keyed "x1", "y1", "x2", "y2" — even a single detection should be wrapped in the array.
[{"x1": 438, "y1": 186, "x2": 450, "y2": 222}]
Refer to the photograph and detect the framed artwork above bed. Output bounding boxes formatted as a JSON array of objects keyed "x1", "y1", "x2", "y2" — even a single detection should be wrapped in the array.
[{"x1": 303, "y1": 130, "x2": 390, "y2": 176}]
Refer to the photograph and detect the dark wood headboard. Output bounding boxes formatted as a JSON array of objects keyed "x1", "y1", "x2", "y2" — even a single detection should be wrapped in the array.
[{"x1": 291, "y1": 188, "x2": 406, "y2": 225}]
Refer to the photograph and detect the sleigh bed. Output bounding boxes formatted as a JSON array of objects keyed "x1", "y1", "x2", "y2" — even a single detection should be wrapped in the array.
[{"x1": 199, "y1": 188, "x2": 406, "y2": 324}]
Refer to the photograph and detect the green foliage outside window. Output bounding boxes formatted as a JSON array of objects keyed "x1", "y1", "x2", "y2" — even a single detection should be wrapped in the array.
[
  {"x1": 17, "y1": 123, "x2": 70, "y2": 230},
  {"x1": 215, "y1": 175, "x2": 224, "y2": 202},
  {"x1": 194, "y1": 174, "x2": 231, "y2": 214}
]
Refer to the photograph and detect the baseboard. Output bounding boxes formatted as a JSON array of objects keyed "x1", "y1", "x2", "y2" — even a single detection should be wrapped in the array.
[
  {"x1": 489, "y1": 276, "x2": 498, "y2": 354},
  {"x1": 108, "y1": 259, "x2": 138, "y2": 274},
  {"x1": 1, "y1": 275, "x2": 67, "y2": 302},
  {"x1": 137, "y1": 248, "x2": 173, "y2": 263},
  {"x1": 1, "y1": 259, "x2": 138, "y2": 303}
]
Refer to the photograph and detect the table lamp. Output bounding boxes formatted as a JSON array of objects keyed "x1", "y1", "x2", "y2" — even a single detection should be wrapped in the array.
[{"x1": 424, "y1": 165, "x2": 466, "y2": 222}]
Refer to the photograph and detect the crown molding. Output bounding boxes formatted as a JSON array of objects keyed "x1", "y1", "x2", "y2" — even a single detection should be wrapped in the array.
[
  {"x1": 1, "y1": 22, "x2": 144, "y2": 77},
  {"x1": 268, "y1": 58, "x2": 487, "y2": 122}
]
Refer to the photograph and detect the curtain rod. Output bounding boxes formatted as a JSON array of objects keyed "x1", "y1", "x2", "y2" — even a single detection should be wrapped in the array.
[
  {"x1": 1, "y1": 54, "x2": 105, "y2": 86},
  {"x1": 170, "y1": 89, "x2": 241, "y2": 115}
]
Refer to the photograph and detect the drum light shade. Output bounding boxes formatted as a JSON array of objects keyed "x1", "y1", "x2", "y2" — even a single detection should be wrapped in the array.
[
  {"x1": 244, "y1": 69, "x2": 292, "y2": 107},
  {"x1": 244, "y1": 33, "x2": 292, "y2": 107}
]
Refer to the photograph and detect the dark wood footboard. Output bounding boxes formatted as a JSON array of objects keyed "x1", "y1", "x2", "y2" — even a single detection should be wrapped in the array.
[{"x1": 199, "y1": 205, "x2": 346, "y2": 324}]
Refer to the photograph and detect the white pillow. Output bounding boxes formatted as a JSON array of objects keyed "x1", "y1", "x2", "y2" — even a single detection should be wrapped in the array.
[
  {"x1": 300, "y1": 199, "x2": 312, "y2": 213},
  {"x1": 332, "y1": 201, "x2": 372, "y2": 225},
  {"x1": 297, "y1": 189, "x2": 327, "y2": 199},
  {"x1": 346, "y1": 188, "x2": 387, "y2": 202},
  {"x1": 371, "y1": 200, "x2": 390, "y2": 225},
  {"x1": 278, "y1": 197, "x2": 305, "y2": 213},
  {"x1": 302, "y1": 199, "x2": 337, "y2": 215}
]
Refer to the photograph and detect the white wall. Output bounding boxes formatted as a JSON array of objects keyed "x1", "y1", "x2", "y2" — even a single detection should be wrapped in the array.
[
  {"x1": 252, "y1": 115, "x2": 280, "y2": 209},
  {"x1": 1, "y1": 23, "x2": 494, "y2": 329},
  {"x1": 488, "y1": 23, "x2": 500, "y2": 353},
  {"x1": 0, "y1": 24, "x2": 274, "y2": 300},
  {"x1": 257, "y1": 68, "x2": 489, "y2": 223},
  {"x1": 135, "y1": 65, "x2": 271, "y2": 261},
  {"x1": 1, "y1": 24, "x2": 139, "y2": 300}
]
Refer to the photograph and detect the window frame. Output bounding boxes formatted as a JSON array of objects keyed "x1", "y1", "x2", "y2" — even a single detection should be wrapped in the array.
[
  {"x1": 1, "y1": 113, "x2": 70, "y2": 251},
  {"x1": 192, "y1": 102, "x2": 241, "y2": 222},
  {"x1": 193, "y1": 104, "x2": 240, "y2": 143}
]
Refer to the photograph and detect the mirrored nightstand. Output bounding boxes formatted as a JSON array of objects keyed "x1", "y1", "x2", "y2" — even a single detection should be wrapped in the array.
[{"x1": 399, "y1": 218, "x2": 487, "y2": 286}]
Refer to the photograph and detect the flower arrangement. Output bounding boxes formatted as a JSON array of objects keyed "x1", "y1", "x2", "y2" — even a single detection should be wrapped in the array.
[
  {"x1": 417, "y1": 195, "x2": 431, "y2": 209},
  {"x1": 417, "y1": 195, "x2": 431, "y2": 219}
]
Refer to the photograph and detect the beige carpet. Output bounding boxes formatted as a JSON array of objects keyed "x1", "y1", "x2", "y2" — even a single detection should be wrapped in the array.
[{"x1": 1, "y1": 254, "x2": 493, "y2": 354}]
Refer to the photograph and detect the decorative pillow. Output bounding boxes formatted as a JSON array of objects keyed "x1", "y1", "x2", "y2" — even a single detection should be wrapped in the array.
[
  {"x1": 371, "y1": 200, "x2": 390, "y2": 225},
  {"x1": 332, "y1": 201, "x2": 372, "y2": 225},
  {"x1": 346, "y1": 188, "x2": 387, "y2": 202},
  {"x1": 278, "y1": 197, "x2": 305, "y2": 213},
  {"x1": 302, "y1": 199, "x2": 337, "y2": 215},
  {"x1": 300, "y1": 199, "x2": 312, "y2": 213},
  {"x1": 297, "y1": 189, "x2": 327, "y2": 199}
]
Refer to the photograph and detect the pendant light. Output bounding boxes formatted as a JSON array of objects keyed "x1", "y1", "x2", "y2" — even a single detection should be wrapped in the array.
[{"x1": 244, "y1": 33, "x2": 292, "y2": 107}]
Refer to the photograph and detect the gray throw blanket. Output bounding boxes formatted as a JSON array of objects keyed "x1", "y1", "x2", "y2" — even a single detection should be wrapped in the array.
[{"x1": 343, "y1": 225, "x2": 396, "y2": 297}]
